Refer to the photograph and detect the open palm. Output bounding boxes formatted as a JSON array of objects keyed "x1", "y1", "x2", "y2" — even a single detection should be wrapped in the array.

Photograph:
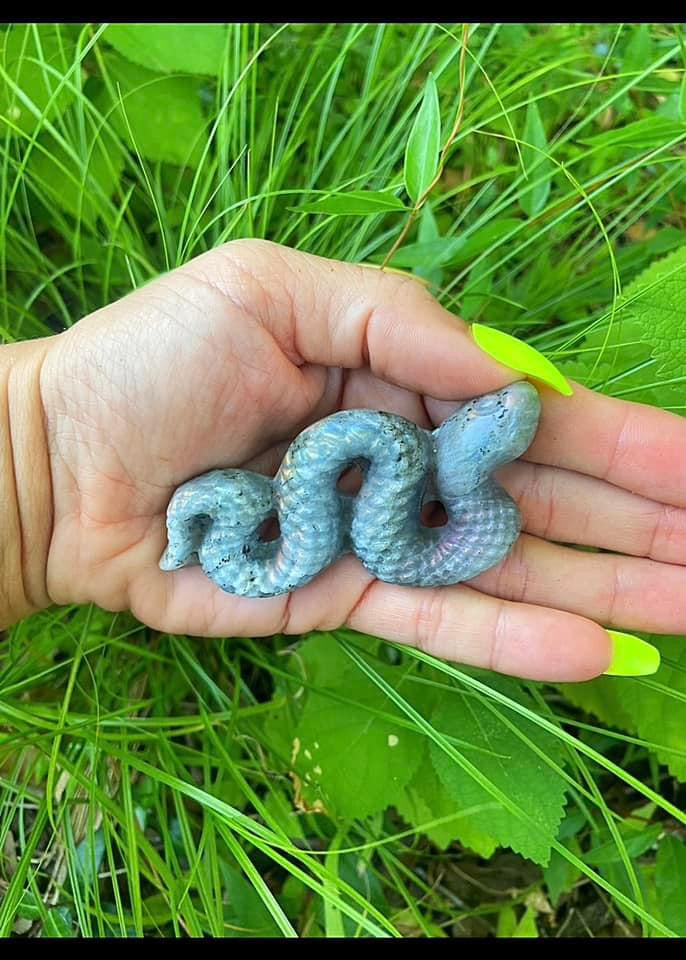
[{"x1": 39, "y1": 240, "x2": 686, "y2": 681}]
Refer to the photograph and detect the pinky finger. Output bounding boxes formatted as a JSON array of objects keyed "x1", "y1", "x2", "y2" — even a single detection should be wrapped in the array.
[{"x1": 346, "y1": 581, "x2": 613, "y2": 682}]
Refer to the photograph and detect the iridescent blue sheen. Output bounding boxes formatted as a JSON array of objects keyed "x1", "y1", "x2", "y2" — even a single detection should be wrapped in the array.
[{"x1": 159, "y1": 382, "x2": 541, "y2": 597}]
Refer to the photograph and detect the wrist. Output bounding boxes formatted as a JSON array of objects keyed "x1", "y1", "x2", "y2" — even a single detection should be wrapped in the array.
[{"x1": 0, "y1": 338, "x2": 55, "y2": 629}]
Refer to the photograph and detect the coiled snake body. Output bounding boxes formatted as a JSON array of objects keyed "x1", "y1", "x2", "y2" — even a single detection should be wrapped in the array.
[{"x1": 159, "y1": 382, "x2": 541, "y2": 597}]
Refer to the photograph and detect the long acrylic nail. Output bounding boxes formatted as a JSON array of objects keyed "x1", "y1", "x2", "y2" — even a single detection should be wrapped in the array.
[
  {"x1": 471, "y1": 323, "x2": 574, "y2": 397},
  {"x1": 603, "y1": 630, "x2": 661, "y2": 677}
]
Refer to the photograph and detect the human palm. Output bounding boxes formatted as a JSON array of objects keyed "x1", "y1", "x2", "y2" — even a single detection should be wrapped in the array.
[{"x1": 38, "y1": 240, "x2": 686, "y2": 681}]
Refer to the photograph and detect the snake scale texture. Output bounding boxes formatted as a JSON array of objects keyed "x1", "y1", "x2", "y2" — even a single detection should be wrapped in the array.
[{"x1": 159, "y1": 382, "x2": 542, "y2": 597}]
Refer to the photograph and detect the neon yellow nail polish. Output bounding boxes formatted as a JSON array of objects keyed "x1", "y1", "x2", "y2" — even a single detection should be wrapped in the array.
[
  {"x1": 471, "y1": 323, "x2": 574, "y2": 397},
  {"x1": 603, "y1": 631, "x2": 661, "y2": 677}
]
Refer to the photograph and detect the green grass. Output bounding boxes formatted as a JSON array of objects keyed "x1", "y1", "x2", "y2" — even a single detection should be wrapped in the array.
[{"x1": 1, "y1": 22, "x2": 686, "y2": 938}]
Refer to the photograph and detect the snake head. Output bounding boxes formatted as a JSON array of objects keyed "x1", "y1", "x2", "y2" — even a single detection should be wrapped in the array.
[
  {"x1": 159, "y1": 469, "x2": 274, "y2": 572},
  {"x1": 434, "y1": 381, "x2": 541, "y2": 495}
]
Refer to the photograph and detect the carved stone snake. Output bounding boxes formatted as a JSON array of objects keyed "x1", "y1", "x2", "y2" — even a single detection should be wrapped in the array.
[{"x1": 159, "y1": 381, "x2": 541, "y2": 597}]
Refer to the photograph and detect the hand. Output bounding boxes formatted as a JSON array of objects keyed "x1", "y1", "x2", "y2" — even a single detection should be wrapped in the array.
[{"x1": 24, "y1": 239, "x2": 685, "y2": 681}]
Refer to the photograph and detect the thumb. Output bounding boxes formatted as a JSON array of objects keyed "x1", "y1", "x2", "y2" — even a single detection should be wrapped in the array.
[{"x1": 180, "y1": 239, "x2": 562, "y2": 401}]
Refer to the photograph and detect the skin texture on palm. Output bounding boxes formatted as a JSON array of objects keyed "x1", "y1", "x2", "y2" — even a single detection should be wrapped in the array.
[{"x1": 23, "y1": 238, "x2": 686, "y2": 682}]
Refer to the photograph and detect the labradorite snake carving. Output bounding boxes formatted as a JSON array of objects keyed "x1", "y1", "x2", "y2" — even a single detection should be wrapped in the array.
[{"x1": 159, "y1": 382, "x2": 542, "y2": 597}]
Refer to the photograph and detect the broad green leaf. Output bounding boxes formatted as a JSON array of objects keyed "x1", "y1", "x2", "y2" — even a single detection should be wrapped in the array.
[
  {"x1": 95, "y1": 54, "x2": 208, "y2": 167},
  {"x1": 294, "y1": 631, "x2": 364, "y2": 689},
  {"x1": 286, "y1": 633, "x2": 423, "y2": 818},
  {"x1": 404, "y1": 72, "x2": 441, "y2": 203},
  {"x1": 560, "y1": 636, "x2": 686, "y2": 782},
  {"x1": 628, "y1": 637, "x2": 686, "y2": 781},
  {"x1": 134, "y1": 893, "x2": 174, "y2": 926},
  {"x1": 599, "y1": 862, "x2": 652, "y2": 927},
  {"x1": 74, "y1": 829, "x2": 106, "y2": 886},
  {"x1": 498, "y1": 24, "x2": 528, "y2": 46},
  {"x1": 105, "y1": 24, "x2": 229, "y2": 76},
  {"x1": 295, "y1": 191, "x2": 407, "y2": 216},
  {"x1": 622, "y1": 243, "x2": 686, "y2": 381},
  {"x1": 0, "y1": 24, "x2": 76, "y2": 136},
  {"x1": 557, "y1": 673, "x2": 635, "y2": 734},
  {"x1": 559, "y1": 315, "x2": 680, "y2": 410},
  {"x1": 639, "y1": 863, "x2": 668, "y2": 939},
  {"x1": 429, "y1": 675, "x2": 568, "y2": 865},
  {"x1": 655, "y1": 91, "x2": 684, "y2": 121},
  {"x1": 16, "y1": 890, "x2": 46, "y2": 921},
  {"x1": 655, "y1": 835, "x2": 686, "y2": 935},
  {"x1": 559, "y1": 244, "x2": 686, "y2": 414},
  {"x1": 518, "y1": 99, "x2": 552, "y2": 218},
  {"x1": 394, "y1": 750, "x2": 498, "y2": 857},
  {"x1": 43, "y1": 906, "x2": 74, "y2": 938},
  {"x1": 220, "y1": 863, "x2": 282, "y2": 938},
  {"x1": 680, "y1": 72, "x2": 686, "y2": 121},
  {"x1": 214, "y1": 738, "x2": 252, "y2": 811},
  {"x1": 292, "y1": 683, "x2": 423, "y2": 818},
  {"x1": 384, "y1": 218, "x2": 522, "y2": 270},
  {"x1": 27, "y1": 132, "x2": 124, "y2": 226}
]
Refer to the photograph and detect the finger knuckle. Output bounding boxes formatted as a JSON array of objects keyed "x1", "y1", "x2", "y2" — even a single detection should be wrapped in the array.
[
  {"x1": 488, "y1": 602, "x2": 510, "y2": 674},
  {"x1": 412, "y1": 587, "x2": 448, "y2": 654}
]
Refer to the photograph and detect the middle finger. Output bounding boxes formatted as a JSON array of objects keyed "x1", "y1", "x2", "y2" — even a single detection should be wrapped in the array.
[{"x1": 498, "y1": 460, "x2": 686, "y2": 565}]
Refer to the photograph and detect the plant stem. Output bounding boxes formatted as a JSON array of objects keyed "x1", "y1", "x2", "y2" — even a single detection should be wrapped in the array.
[{"x1": 381, "y1": 23, "x2": 470, "y2": 270}]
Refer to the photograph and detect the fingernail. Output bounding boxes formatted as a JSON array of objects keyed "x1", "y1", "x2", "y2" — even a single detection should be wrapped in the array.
[
  {"x1": 471, "y1": 323, "x2": 574, "y2": 397},
  {"x1": 603, "y1": 630, "x2": 661, "y2": 677}
]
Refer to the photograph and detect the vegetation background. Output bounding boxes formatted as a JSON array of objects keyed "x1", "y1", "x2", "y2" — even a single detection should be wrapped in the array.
[{"x1": 0, "y1": 22, "x2": 685, "y2": 937}]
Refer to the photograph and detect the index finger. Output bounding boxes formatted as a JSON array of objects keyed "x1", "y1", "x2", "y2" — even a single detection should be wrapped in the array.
[{"x1": 180, "y1": 239, "x2": 520, "y2": 401}]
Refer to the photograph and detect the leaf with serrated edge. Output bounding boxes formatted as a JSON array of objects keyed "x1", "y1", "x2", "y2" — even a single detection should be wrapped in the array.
[
  {"x1": 622, "y1": 244, "x2": 686, "y2": 380},
  {"x1": 429, "y1": 675, "x2": 568, "y2": 865},
  {"x1": 558, "y1": 242, "x2": 686, "y2": 414},
  {"x1": 394, "y1": 751, "x2": 498, "y2": 857}
]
